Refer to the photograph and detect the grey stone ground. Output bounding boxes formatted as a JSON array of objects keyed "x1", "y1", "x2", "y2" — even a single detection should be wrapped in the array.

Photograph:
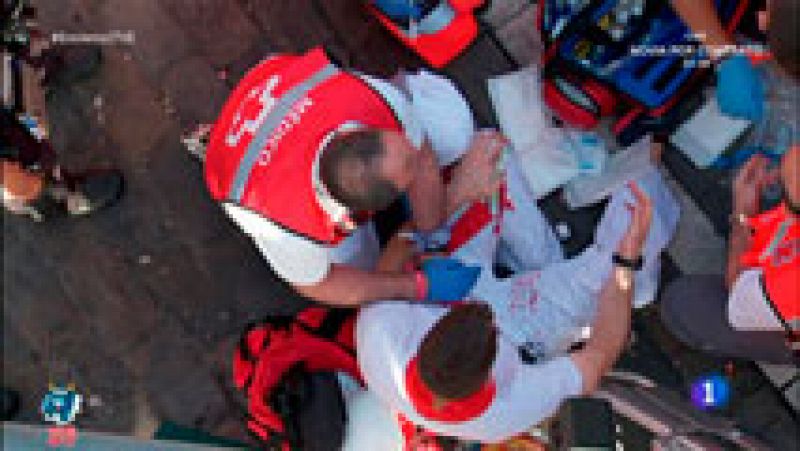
[{"x1": 3, "y1": 0, "x2": 797, "y2": 447}]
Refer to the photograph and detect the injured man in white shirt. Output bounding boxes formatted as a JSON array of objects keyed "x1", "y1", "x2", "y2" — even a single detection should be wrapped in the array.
[{"x1": 345, "y1": 142, "x2": 680, "y2": 447}]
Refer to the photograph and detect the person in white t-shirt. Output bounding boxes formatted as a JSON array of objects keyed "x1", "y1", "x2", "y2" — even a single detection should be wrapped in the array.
[{"x1": 351, "y1": 174, "x2": 663, "y2": 444}]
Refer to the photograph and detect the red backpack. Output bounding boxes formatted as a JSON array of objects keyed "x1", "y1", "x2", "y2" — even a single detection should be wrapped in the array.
[{"x1": 233, "y1": 307, "x2": 363, "y2": 450}]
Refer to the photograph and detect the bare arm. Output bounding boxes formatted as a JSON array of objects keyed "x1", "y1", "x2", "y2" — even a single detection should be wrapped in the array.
[
  {"x1": 445, "y1": 131, "x2": 505, "y2": 218},
  {"x1": 726, "y1": 156, "x2": 777, "y2": 289},
  {"x1": 726, "y1": 222, "x2": 753, "y2": 289},
  {"x1": 570, "y1": 267, "x2": 634, "y2": 394},
  {"x1": 293, "y1": 264, "x2": 417, "y2": 307},
  {"x1": 407, "y1": 140, "x2": 446, "y2": 232},
  {"x1": 571, "y1": 182, "x2": 652, "y2": 394},
  {"x1": 670, "y1": 0, "x2": 733, "y2": 55}
]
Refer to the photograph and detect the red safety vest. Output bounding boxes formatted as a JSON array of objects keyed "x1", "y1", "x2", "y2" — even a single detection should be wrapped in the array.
[
  {"x1": 741, "y1": 203, "x2": 800, "y2": 339},
  {"x1": 204, "y1": 47, "x2": 402, "y2": 245},
  {"x1": 369, "y1": 0, "x2": 485, "y2": 68}
]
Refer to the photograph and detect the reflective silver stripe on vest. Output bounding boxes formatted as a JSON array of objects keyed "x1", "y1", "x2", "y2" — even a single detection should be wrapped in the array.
[
  {"x1": 227, "y1": 63, "x2": 340, "y2": 201},
  {"x1": 759, "y1": 217, "x2": 795, "y2": 263},
  {"x1": 406, "y1": 1, "x2": 456, "y2": 36}
]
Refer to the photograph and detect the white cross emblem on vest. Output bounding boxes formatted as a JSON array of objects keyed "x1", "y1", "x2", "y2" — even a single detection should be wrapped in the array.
[{"x1": 225, "y1": 75, "x2": 281, "y2": 148}]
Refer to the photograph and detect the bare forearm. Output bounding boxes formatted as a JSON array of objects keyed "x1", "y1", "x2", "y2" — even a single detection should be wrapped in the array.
[
  {"x1": 408, "y1": 143, "x2": 446, "y2": 232},
  {"x1": 573, "y1": 269, "x2": 633, "y2": 393},
  {"x1": 294, "y1": 265, "x2": 417, "y2": 306},
  {"x1": 589, "y1": 270, "x2": 633, "y2": 372},
  {"x1": 408, "y1": 175, "x2": 445, "y2": 232},
  {"x1": 726, "y1": 224, "x2": 751, "y2": 289},
  {"x1": 671, "y1": 0, "x2": 732, "y2": 51}
]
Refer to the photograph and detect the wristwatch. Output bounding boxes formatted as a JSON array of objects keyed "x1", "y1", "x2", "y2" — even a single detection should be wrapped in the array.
[{"x1": 612, "y1": 253, "x2": 644, "y2": 271}]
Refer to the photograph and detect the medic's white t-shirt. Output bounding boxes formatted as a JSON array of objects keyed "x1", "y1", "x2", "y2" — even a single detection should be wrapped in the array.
[
  {"x1": 727, "y1": 269, "x2": 783, "y2": 331},
  {"x1": 356, "y1": 302, "x2": 583, "y2": 443},
  {"x1": 223, "y1": 71, "x2": 472, "y2": 286}
]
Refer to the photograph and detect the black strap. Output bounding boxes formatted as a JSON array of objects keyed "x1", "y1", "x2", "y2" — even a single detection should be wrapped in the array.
[
  {"x1": 245, "y1": 413, "x2": 288, "y2": 451},
  {"x1": 237, "y1": 315, "x2": 298, "y2": 391},
  {"x1": 293, "y1": 311, "x2": 356, "y2": 357},
  {"x1": 237, "y1": 321, "x2": 263, "y2": 364},
  {"x1": 314, "y1": 308, "x2": 353, "y2": 340},
  {"x1": 238, "y1": 315, "x2": 295, "y2": 359}
]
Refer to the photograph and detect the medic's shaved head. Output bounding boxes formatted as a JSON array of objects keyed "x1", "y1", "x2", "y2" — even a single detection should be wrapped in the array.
[{"x1": 320, "y1": 129, "x2": 402, "y2": 212}]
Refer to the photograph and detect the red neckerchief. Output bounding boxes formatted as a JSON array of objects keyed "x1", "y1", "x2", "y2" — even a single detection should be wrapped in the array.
[{"x1": 404, "y1": 357, "x2": 496, "y2": 423}]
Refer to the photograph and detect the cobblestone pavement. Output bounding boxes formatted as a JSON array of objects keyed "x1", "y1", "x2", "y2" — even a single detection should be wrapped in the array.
[{"x1": 3, "y1": 0, "x2": 797, "y2": 447}]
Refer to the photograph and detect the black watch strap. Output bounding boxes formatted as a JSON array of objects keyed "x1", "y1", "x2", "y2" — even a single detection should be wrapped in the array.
[{"x1": 612, "y1": 253, "x2": 644, "y2": 271}]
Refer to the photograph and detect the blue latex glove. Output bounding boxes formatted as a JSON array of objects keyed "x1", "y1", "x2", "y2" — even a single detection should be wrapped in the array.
[
  {"x1": 372, "y1": 0, "x2": 424, "y2": 20},
  {"x1": 716, "y1": 54, "x2": 765, "y2": 121},
  {"x1": 421, "y1": 257, "x2": 481, "y2": 302}
]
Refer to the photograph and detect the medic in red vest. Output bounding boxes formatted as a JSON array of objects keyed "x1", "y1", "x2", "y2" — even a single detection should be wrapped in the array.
[
  {"x1": 204, "y1": 47, "x2": 402, "y2": 245},
  {"x1": 741, "y1": 200, "x2": 800, "y2": 350},
  {"x1": 368, "y1": 0, "x2": 485, "y2": 68}
]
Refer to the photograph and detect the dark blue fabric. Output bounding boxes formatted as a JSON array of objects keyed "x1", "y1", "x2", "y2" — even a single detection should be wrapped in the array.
[{"x1": 372, "y1": 0, "x2": 425, "y2": 20}]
